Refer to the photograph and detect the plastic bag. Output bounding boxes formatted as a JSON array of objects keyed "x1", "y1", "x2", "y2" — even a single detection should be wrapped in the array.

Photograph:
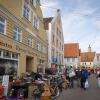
[{"x1": 85, "y1": 80, "x2": 89, "y2": 88}]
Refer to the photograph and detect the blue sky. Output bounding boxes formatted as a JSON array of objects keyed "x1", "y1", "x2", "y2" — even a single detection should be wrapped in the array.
[{"x1": 41, "y1": 0, "x2": 100, "y2": 52}]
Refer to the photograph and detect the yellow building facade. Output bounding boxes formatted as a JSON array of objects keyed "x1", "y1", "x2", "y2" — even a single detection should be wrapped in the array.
[{"x1": 0, "y1": 0, "x2": 48, "y2": 76}]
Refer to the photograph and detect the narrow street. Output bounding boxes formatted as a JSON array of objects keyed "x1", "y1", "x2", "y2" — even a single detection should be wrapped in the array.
[{"x1": 55, "y1": 75, "x2": 100, "y2": 100}]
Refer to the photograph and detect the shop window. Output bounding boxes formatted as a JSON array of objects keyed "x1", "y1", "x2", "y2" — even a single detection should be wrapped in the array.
[
  {"x1": 23, "y1": 4, "x2": 30, "y2": 20},
  {"x1": 0, "y1": 16, "x2": 6, "y2": 35},
  {"x1": 3, "y1": 51, "x2": 11, "y2": 58},
  {"x1": 13, "y1": 27, "x2": 22, "y2": 42},
  {"x1": 37, "y1": 68, "x2": 43, "y2": 73},
  {"x1": 12, "y1": 53, "x2": 18, "y2": 59},
  {"x1": 28, "y1": 35, "x2": 33, "y2": 47}
]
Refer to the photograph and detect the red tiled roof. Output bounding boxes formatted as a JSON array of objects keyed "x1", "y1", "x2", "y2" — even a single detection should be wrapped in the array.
[
  {"x1": 81, "y1": 52, "x2": 95, "y2": 62},
  {"x1": 64, "y1": 43, "x2": 79, "y2": 58},
  {"x1": 43, "y1": 17, "x2": 53, "y2": 30}
]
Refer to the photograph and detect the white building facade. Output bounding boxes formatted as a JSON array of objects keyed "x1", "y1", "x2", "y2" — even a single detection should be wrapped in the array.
[
  {"x1": 64, "y1": 58, "x2": 79, "y2": 68},
  {"x1": 94, "y1": 53, "x2": 100, "y2": 68},
  {"x1": 44, "y1": 10, "x2": 64, "y2": 72}
]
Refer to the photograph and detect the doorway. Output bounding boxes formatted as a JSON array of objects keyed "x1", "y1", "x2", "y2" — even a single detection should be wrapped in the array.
[{"x1": 26, "y1": 56, "x2": 33, "y2": 73}]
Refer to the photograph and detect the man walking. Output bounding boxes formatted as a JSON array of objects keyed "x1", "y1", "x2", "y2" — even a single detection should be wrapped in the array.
[{"x1": 80, "y1": 67, "x2": 88, "y2": 90}]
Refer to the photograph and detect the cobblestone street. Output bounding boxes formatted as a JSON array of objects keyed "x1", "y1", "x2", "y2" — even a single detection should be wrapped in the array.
[{"x1": 55, "y1": 75, "x2": 100, "y2": 100}]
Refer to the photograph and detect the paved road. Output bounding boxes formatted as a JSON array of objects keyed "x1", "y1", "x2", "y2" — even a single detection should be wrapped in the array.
[{"x1": 55, "y1": 75, "x2": 100, "y2": 100}]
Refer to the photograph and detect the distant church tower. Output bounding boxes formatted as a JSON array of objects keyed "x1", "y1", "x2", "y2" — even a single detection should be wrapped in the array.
[{"x1": 88, "y1": 45, "x2": 91, "y2": 52}]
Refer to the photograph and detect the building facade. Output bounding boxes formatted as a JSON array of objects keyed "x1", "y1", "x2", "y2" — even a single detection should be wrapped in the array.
[
  {"x1": 43, "y1": 10, "x2": 64, "y2": 73},
  {"x1": 0, "y1": 0, "x2": 48, "y2": 76},
  {"x1": 94, "y1": 53, "x2": 100, "y2": 68},
  {"x1": 64, "y1": 43, "x2": 80, "y2": 68},
  {"x1": 80, "y1": 46, "x2": 95, "y2": 69}
]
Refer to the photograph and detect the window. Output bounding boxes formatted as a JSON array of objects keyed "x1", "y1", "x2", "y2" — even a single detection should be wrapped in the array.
[
  {"x1": 62, "y1": 45, "x2": 63, "y2": 51},
  {"x1": 3, "y1": 51, "x2": 11, "y2": 58},
  {"x1": 30, "y1": 0, "x2": 36, "y2": 7},
  {"x1": 56, "y1": 39, "x2": 58, "y2": 47},
  {"x1": 67, "y1": 58, "x2": 70, "y2": 62},
  {"x1": 52, "y1": 34, "x2": 55, "y2": 44},
  {"x1": 72, "y1": 58, "x2": 75, "y2": 62},
  {"x1": 12, "y1": 53, "x2": 18, "y2": 59},
  {"x1": 33, "y1": 16, "x2": 39, "y2": 29},
  {"x1": 42, "y1": 46, "x2": 46, "y2": 53},
  {"x1": 37, "y1": 43, "x2": 41, "y2": 51},
  {"x1": 0, "y1": 16, "x2": 6, "y2": 34},
  {"x1": 97, "y1": 55, "x2": 99, "y2": 61},
  {"x1": 23, "y1": 5, "x2": 30, "y2": 20},
  {"x1": 13, "y1": 27, "x2": 22, "y2": 42},
  {"x1": 52, "y1": 48, "x2": 55, "y2": 57},
  {"x1": 28, "y1": 35, "x2": 33, "y2": 47}
]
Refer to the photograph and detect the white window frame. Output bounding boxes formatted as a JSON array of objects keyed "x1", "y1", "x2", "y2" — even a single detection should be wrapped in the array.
[
  {"x1": 3, "y1": 50, "x2": 11, "y2": 58},
  {"x1": 13, "y1": 27, "x2": 22, "y2": 42},
  {"x1": 28, "y1": 35, "x2": 33, "y2": 47},
  {"x1": 0, "y1": 16, "x2": 6, "y2": 35},
  {"x1": 12, "y1": 52, "x2": 18, "y2": 60}
]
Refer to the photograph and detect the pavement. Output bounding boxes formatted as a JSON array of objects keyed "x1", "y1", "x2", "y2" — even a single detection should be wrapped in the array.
[{"x1": 55, "y1": 74, "x2": 100, "y2": 100}]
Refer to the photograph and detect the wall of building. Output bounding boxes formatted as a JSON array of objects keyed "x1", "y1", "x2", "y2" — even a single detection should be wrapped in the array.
[
  {"x1": 64, "y1": 58, "x2": 78, "y2": 68},
  {"x1": 0, "y1": 0, "x2": 48, "y2": 75},
  {"x1": 80, "y1": 62, "x2": 94, "y2": 68},
  {"x1": 50, "y1": 11, "x2": 64, "y2": 67}
]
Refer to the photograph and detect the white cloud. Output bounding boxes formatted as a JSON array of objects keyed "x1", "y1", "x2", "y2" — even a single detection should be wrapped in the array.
[
  {"x1": 41, "y1": 0, "x2": 61, "y2": 17},
  {"x1": 41, "y1": 0, "x2": 100, "y2": 52}
]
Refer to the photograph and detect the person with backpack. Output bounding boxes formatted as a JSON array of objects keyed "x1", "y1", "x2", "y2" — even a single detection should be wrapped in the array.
[{"x1": 80, "y1": 66, "x2": 88, "y2": 90}]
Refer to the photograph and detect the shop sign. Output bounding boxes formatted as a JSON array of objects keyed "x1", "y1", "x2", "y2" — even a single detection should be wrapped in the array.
[
  {"x1": 16, "y1": 45, "x2": 27, "y2": 53},
  {"x1": 52, "y1": 57, "x2": 58, "y2": 64},
  {"x1": 0, "y1": 40, "x2": 12, "y2": 49},
  {"x1": 16, "y1": 45, "x2": 35, "y2": 56},
  {"x1": 2, "y1": 75, "x2": 9, "y2": 96}
]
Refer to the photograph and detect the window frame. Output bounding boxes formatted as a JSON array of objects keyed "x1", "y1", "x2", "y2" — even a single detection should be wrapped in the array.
[
  {"x1": 28, "y1": 35, "x2": 33, "y2": 47},
  {"x1": 23, "y1": 4, "x2": 31, "y2": 21},
  {"x1": 13, "y1": 27, "x2": 22, "y2": 42},
  {"x1": 72, "y1": 58, "x2": 75, "y2": 62},
  {"x1": 0, "y1": 16, "x2": 6, "y2": 35},
  {"x1": 33, "y1": 16, "x2": 39, "y2": 29}
]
